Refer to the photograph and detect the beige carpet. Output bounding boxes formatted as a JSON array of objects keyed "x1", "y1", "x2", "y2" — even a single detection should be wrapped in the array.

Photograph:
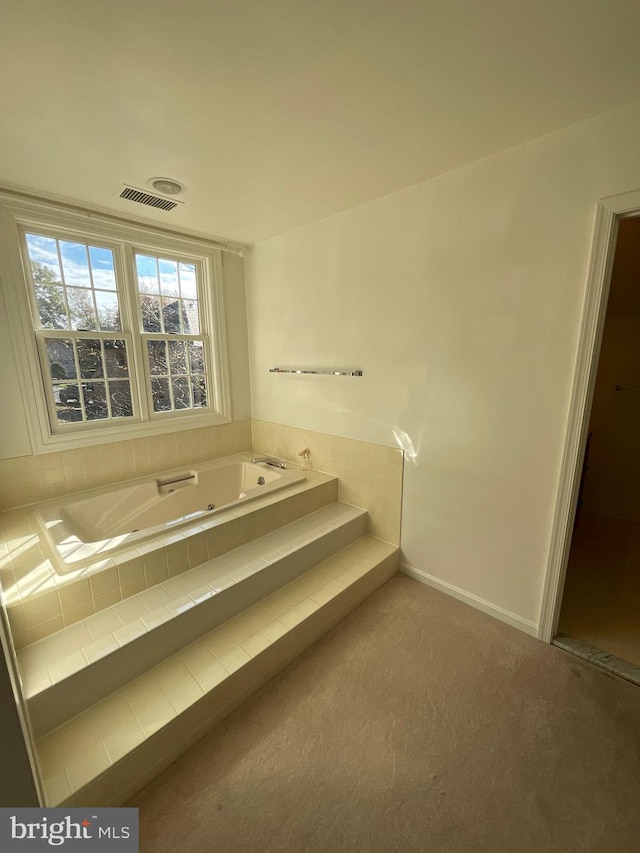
[{"x1": 130, "y1": 574, "x2": 640, "y2": 853}]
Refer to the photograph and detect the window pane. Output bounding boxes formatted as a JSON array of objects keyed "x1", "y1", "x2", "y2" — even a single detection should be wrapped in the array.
[
  {"x1": 191, "y1": 375, "x2": 207, "y2": 408},
  {"x1": 26, "y1": 234, "x2": 63, "y2": 284},
  {"x1": 136, "y1": 254, "x2": 203, "y2": 338},
  {"x1": 67, "y1": 288, "x2": 97, "y2": 331},
  {"x1": 188, "y1": 340, "x2": 205, "y2": 373},
  {"x1": 104, "y1": 340, "x2": 129, "y2": 378},
  {"x1": 151, "y1": 377, "x2": 172, "y2": 411},
  {"x1": 53, "y1": 383, "x2": 83, "y2": 423},
  {"x1": 141, "y1": 295, "x2": 162, "y2": 332},
  {"x1": 147, "y1": 340, "x2": 167, "y2": 375},
  {"x1": 35, "y1": 286, "x2": 67, "y2": 329},
  {"x1": 162, "y1": 298, "x2": 182, "y2": 334},
  {"x1": 172, "y1": 376, "x2": 191, "y2": 409},
  {"x1": 109, "y1": 380, "x2": 133, "y2": 417},
  {"x1": 145, "y1": 337, "x2": 209, "y2": 413},
  {"x1": 44, "y1": 338, "x2": 134, "y2": 425},
  {"x1": 158, "y1": 259, "x2": 179, "y2": 296},
  {"x1": 83, "y1": 382, "x2": 109, "y2": 420},
  {"x1": 95, "y1": 290, "x2": 121, "y2": 331},
  {"x1": 76, "y1": 339, "x2": 103, "y2": 379},
  {"x1": 59, "y1": 241, "x2": 92, "y2": 288},
  {"x1": 182, "y1": 300, "x2": 200, "y2": 334},
  {"x1": 26, "y1": 235, "x2": 123, "y2": 337},
  {"x1": 46, "y1": 338, "x2": 77, "y2": 380},
  {"x1": 168, "y1": 340, "x2": 188, "y2": 375},
  {"x1": 136, "y1": 255, "x2": 159, "y2": 294},
  {"x1": 88, "y1": 246, "x2": 116, "y2": 290},
  {"x1": 179, "y1": 263, "x2": 197, "y2": 299}
]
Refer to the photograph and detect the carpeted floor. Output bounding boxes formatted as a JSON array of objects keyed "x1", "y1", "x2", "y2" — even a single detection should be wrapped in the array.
[{"x1": 130, "y1": 574, "x2": 640, "y2": 853}]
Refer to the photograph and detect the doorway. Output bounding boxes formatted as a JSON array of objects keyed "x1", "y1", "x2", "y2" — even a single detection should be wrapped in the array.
[{"x1": 552, "y1": 213, "x2": 640, "y2": 681}]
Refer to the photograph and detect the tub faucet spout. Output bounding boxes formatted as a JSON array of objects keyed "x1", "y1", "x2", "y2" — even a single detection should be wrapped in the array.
[{"x1": 251, "y1": 456, "x2": 287, "y2": 469}]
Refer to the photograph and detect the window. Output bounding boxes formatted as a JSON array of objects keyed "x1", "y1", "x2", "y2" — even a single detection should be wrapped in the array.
[
  {"x1": 25, "y1": 232, "x2": 135, "y2": 426},
  {"x1": 0, "y1": 193, "x2": 231, "y2": 450},
  {"x1": 133, "y1": 253, "x2": 209, "y2": 415}
]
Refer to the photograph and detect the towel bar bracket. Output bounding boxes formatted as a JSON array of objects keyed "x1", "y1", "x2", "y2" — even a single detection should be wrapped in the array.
[{"x1": 269, "y1": 367, "x2": 363, "y2": 377}]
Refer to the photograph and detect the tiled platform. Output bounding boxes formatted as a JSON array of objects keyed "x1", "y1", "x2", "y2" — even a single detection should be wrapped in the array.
[
  {"x1": 35, "y1": 536, "x2": 398, "y2": 807},
  {"x1": 1, "y1": 451, "x2": 402, "y2": 809},
  {"x1": 22, "y1": 504, "x2": 367, "y2": 734}
]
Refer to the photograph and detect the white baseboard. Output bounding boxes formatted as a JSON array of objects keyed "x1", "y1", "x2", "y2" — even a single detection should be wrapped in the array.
[{"x1": 400, "y1": 563, "x2": 539, "y2": 638}]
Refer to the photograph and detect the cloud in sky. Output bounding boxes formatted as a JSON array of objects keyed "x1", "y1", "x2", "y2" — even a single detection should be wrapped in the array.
[
  {"x1": 136, "y1": 254, "x2": 197, "y2": 299},
  {"x1": 25, "y1": 233, "x2": 117, "y2": 291}
]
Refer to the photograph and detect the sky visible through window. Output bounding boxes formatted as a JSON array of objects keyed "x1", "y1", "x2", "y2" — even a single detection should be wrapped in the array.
[
  {"x1": 135, "y1": 254, "x2": 199, "y2": 335},
  {"x1": 26, "y1": 233, "x2": 120, "y2": 331},
  {"x1": 26, "y1": 233, "x2": 116, "y2": 288}
]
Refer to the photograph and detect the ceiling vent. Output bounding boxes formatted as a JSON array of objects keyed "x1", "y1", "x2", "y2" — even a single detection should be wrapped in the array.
[{"x1": 117, "y1": 185, "x2": 184, "y2": 211}]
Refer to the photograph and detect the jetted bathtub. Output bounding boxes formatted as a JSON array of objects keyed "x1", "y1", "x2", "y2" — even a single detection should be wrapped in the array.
[{"x1": 36, "y1": 454, "x2": 305, "y2": 571}]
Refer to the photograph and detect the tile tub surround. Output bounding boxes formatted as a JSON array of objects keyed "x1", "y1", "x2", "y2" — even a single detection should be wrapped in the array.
[
  {"x1": 252, "y1": 420, "x2": 403, "y2": 545},
  {"x1": 0, "y1": 420, "x2": 253, "y2": 512},
  {"x1": 0, "y1": 471, "x2": 338, "y2": 649}
]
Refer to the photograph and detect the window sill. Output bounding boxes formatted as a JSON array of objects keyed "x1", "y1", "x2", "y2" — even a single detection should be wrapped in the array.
[{"x1": 32, "y1": 410, "x2": 232, "y2": 454}]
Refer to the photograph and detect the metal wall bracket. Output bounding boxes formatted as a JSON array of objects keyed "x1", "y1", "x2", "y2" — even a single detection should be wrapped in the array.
[{"x1": 269, "y1": 367, "x2": 363, "y2": 377}]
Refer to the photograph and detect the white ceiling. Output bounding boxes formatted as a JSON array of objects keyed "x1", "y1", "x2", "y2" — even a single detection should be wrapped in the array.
[{"x1": 2, "y1": 0, "x2": 640, "y2": 245}]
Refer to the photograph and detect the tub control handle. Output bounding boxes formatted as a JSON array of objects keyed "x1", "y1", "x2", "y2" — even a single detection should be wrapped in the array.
[{"x1": 157, "y1": 472, "x2": 197, "y2": 495}]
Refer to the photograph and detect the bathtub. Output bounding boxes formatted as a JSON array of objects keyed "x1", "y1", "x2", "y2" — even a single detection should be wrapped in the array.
[{"x1": 36, "y1": 454, "x2": 305, "y2": 571}]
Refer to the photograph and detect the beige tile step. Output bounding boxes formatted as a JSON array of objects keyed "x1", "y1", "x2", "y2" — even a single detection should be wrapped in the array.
[
  {"x1": 34, "y1": 535, "x2": 398, "y2": 807},
  {"x1": 21, "y1": 503, "x2": 367, "y2": 736}
]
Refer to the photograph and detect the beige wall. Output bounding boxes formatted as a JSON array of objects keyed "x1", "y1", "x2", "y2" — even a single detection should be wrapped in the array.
[
  {"x1": 0, "y1": 267, "x2": 31, "y2": 459},
  {"x1": 221, "y1": 251, "x2": 253, "y2": 422},
  {"x1": 246, "y1": 99, "x2": 640, "y2": 634}
]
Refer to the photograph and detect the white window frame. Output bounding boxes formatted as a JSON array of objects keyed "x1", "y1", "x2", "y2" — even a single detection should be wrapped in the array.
[{"x1": 0, "y1": 192, "x2": 232, "y2": 453}]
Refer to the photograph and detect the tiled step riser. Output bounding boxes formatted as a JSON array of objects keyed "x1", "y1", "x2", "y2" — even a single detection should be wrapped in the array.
[
  {"x1": 34, "y1": 535, "x2": 398, "y2": 805},
  {"x1": 19, "y1": 505, "x2": 363, "y2": 718},
  {"x1": 60, "y1": 550, "x2": 399, "y2": 807},
  {"x1": 9, "y1": 478, "x2": 338, "y2": 649},
  {"x1": 29, "y1": 513, "x2": 367, "y2": 736}
]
